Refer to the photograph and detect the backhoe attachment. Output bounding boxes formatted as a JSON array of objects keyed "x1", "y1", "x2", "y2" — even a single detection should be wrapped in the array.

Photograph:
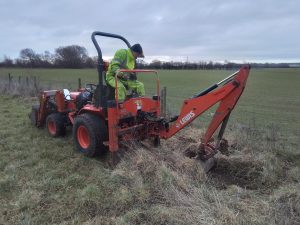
[{"x1": 160, "y1": 65, "x2": 251, "y2": 170}]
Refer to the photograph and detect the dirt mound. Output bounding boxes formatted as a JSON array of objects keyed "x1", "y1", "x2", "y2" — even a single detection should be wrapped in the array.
[
  {"x1": 115, "y1": 126, "x2": 287, "y2": 192},
  {"x1": 158, "y1": 128, "x2": 261, "y2": 188},
  {"x1": 161, "y1": 140, "x2": 268, "y2": 191}
]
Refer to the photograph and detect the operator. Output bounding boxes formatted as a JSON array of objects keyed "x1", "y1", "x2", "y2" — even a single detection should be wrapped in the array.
[{"x1": 106, "y1": 44, "x2": 145, "y2": 100}]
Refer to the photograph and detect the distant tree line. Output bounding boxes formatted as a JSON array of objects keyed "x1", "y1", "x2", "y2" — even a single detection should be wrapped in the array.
[
  {"x1": 136, "y1": 60, "x2": 296, "y2": 70},
  {"x1": 0, "y1": 45, "x2": 296, "y2": 69},
  {"x1": 136, "y1": 60, "x2": 243, "y2": 70},
  {"x1": 0, "y1": 46, "x2": 96, "y2": 69}
]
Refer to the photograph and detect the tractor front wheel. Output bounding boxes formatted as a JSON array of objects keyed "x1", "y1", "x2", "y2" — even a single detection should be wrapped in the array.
[
  {"x1": 73, "y1": 113, "x2": 108, "y2": 157},
  {"x1": 46, "y1": 113, "x2": 66, "y2": 137}
]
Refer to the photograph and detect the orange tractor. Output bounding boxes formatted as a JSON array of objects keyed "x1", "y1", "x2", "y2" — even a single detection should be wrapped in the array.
[{"x1": 29, "y1": 31, "x2": 250, "y2": 169}]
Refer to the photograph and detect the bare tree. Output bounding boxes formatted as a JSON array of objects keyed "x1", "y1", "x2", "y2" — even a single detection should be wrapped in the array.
[
  {"x1": 55, "y1": 45, "x2": 88, "y2": 68},
  {"x1": 19, "y1": 48, "x2": 42, "y2": 67},
  {"x1": 0, "y1": 56, "x2": 14, "y2": 67}
]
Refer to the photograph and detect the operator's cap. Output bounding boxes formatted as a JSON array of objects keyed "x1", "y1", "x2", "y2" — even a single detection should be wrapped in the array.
[{"x1": 131, "y1": 43, "x2": 144, "y2": 58}]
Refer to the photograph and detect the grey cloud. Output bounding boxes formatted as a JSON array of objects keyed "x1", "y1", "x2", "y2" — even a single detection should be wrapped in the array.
[{"x1": 0, "y1": 0, "x2": 299, "y2": 62}]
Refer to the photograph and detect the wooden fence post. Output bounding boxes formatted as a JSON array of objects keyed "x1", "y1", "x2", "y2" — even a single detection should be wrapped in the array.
[
  {"x1": 26, "y1": 77, "x2": 29, "y2": 86},
  {"x1": 8, "y1": 73, "x2": 13, "y2": 89},
  {"x1": 18, "y1": 76, "x2": 21, "y2": 84},
  {"x1": 161, "y1": 86, "x2": 167, "y2": 117},
  {"x1": 33, "y1": 76, "x2": 37, "y2": 91},
  {"x1": 78, "y1": 78, "x2": 82, "y2": 89}
]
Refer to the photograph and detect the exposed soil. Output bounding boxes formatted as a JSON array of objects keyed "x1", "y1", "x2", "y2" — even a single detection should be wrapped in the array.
[{"x1": 209, "y1": 155, "x2": 264, "y2": 190}]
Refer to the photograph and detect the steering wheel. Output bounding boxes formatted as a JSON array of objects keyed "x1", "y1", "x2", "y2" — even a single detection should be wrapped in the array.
[{"x1": 85, "y1": 83, "x2": 97, "y2": 93}]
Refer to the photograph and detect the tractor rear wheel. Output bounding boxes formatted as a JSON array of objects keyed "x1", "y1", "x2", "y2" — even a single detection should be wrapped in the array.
[
  {"x1": 46, "y1": 113, "x2": 66, "y2": 137},
  {"x1": 73, "y1": 113, "x2": 108, "y2": 157}
]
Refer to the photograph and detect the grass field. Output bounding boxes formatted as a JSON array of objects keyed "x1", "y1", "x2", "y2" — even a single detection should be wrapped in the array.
[{"x1": 0, "y1": 67, "x2": 300, "y2": 224}]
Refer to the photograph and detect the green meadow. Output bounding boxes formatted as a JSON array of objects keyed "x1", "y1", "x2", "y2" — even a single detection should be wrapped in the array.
[{"x1": 0, "y1": 67, "x2": 299, "y2": 224}]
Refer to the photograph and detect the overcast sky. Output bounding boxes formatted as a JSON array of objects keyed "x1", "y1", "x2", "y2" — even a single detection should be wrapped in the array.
[{"x1": 0, "y1": 0, "x2": 299, "y2": 63}]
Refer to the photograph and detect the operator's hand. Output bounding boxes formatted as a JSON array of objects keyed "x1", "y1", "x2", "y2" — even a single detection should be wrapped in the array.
[
  {"x1": 116, "y1": 69, "x2": 129, "y2": 80},
  {"x1": 122, "y1": 73, "x2": 130, "y2": 80},
  {"x1": 115, "y1": 69, "x2": 123, "y2": 77}
]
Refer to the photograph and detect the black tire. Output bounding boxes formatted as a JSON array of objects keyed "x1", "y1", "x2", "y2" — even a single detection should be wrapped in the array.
[
  {"x1": 73, "y1": 113, "x2": 108, "y2": 157},
  {"x1": 46, "y1": 113, "x2": 66, "y2": 137}
]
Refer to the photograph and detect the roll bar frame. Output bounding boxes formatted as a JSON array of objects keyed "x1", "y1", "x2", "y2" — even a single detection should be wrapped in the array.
[{"x1": 91, "y1": 31, "x2": 131, "y2": 107}]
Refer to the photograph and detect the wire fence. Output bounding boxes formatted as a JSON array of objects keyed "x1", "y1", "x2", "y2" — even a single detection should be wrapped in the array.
[{"x1": 0, "y1": 73, "x2": 84, "y2": 96}]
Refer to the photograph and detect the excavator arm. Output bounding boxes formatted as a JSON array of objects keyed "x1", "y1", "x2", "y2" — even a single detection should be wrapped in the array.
[{"x1": 160, "y1": 65, "x2": 250, "y2": 159}]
